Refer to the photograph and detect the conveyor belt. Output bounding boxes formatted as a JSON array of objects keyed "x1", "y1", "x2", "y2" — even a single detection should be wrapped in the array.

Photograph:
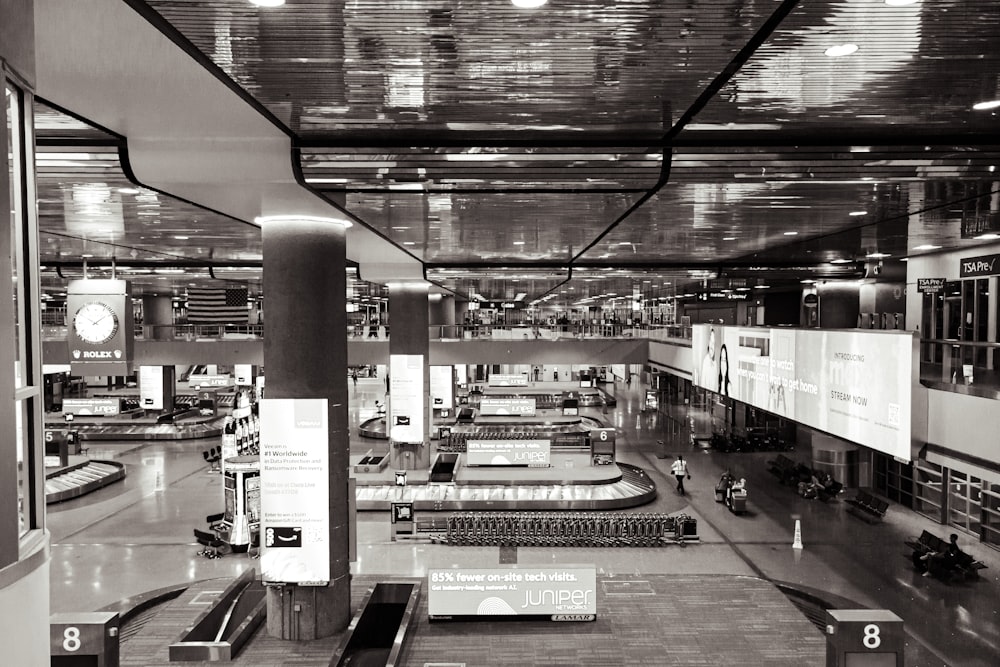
[
  {"x1": 355, "y1": 462, "x2": 655, "y2": 511},
  {"x1": 45, "y1": 460, "x2": 126, "y2": 504}
]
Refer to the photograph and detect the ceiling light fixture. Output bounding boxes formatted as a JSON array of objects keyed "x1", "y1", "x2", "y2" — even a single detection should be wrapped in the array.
[
  {"x1": 849, "y1": 211, "x2": 867, "y2": 216},
  {"x1": 249, "y1": 0, "x2": 285, "y2": 7},
  {"x1": 800, "y1": 279, "x2": 816, "y2": 284},
  {"x1": 173, "y1": 235, "x2": 189, "y2": 240},
  {"x1": 117, "y1": 187, "x2": 141, "y2": 195},
  {"x1": 972, "y1": 100, "x2": 1000, "y2": 111},
  {"x1": 975, "y1": 233, "x2": 1000, "y2": 240},
  {"x1": 722, "y1": 236, "x2": 736, "y2": 241},
  {"x1": 513, "y1": 241, "x2": 525, "y2": 245},
  {"x1": 912, "y1": 244, "x2": 941, "y2": 251},
  {"x1": 830, "y1": 258, "x2": 853, "y2": 264},
  {"x1": 254, "y1": 215, "x2": 352, "y2": 228},
  {"x1": 825, "y1": 43, "x2": 859, "y2": 57},
  {"x1": 866, "y1": 252, "x2": 891, "y2": 259},
  {"x1": 511, "y1": 0, "x2": 547, "y2": 7},
  {"x1": 783, "y1": 231, "x2": 798, "y2": 236}
]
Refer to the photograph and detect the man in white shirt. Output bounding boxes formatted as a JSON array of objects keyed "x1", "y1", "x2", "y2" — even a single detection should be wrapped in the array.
[{"x1": 670, "y1": 455, "x2": 689, "y2": 495}]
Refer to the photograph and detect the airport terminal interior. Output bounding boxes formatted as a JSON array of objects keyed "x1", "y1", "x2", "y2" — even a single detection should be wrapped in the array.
[{"x1": 3, "y1": 1, "x2": 1000, "y2": 665}]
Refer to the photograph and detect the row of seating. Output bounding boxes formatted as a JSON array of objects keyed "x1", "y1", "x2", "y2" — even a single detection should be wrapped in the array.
[
  {"x1": 429, "y1": 511, "x2": 698, "y2": 547},
  {"x1": 766, "y1": 454, "x2": 843, "y2": 502},
  {"x1": 905, "y1": 529, "x2": 987, "y2": 582},
  {"x1": 845, "y1": 490, "x2": 889, "y2": 522},
  {"x1": 710, "y1": 431, "x2": 794, "y2": 453}
]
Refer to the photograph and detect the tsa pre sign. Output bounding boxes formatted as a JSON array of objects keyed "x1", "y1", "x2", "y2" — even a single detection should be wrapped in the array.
[{"x1": 260, "y1": 399, "x2": 330, "y2": 584}]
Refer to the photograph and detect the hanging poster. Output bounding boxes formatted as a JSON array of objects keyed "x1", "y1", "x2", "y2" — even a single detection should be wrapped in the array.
[
  {"x1": 390, "y1": 354, "x2": 425, "y2": 443},
  {"x1": 260, "y1": 398, "x2": 330, "y2": 584}
]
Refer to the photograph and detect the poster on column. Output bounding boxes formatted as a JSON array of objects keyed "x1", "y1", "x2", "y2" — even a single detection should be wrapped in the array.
[
  {"x1": 430, "y1": 365, "x2": 454, "y2": 409},
  {"x1": 691, "y1": 325, "x2": 913, "y2": 460},
  {"x1": 259, "y1": 399, "x2": 330, "y2": 584},
  {"x1": 139, "y1": 365, "x2": 164, "y2": 409},
  {"x1": 390, "y1": 355, "x2": 425, "y2": 443}
]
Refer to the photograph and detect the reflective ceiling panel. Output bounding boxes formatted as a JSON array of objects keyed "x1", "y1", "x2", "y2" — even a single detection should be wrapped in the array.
[
  {"x1": 301, "y1": 146, "x2": 662, "y2": 192},
  {"x1": 345, "y1": 191, "x2": 641, "y2": 263},
  {"x1": 142, "y1": 0, "x2": 777, "y2": 135},
  {"x1": 693, "y1": 0, "x2": 1000, "y2": 134}
]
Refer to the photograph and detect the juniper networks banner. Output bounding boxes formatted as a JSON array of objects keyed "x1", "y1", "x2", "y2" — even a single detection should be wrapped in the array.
[
  {"x1": 488, "y1": 373, "x2": 528, "y2": 387},
  {"x1": 466, "y1": 439, "x2": 551, "y2": 466},
  {"x1": 480, "y1": 397, "x2": 536, "y2": 416},
  {"x1": 691, "y1": 325, "x2": 914, "y2": 460},
  {"x1": 428, "y1": 566, "x2": 597, "y2": 621},
  {"x1": 429, "y1": 365, "x2": 454, "y2": 409},
  {"x1": 260, "y1": 399, "x2": 330, "y2": 585}
]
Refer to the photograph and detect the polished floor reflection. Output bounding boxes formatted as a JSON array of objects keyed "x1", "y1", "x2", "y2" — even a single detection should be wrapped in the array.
[{"x1": 48, "y1": 377, "x2": 1000, "y2": 666}]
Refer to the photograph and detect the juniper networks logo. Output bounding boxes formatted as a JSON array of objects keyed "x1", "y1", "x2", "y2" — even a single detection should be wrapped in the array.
[{"x1": 294, "y1": 401, "x2": 324, "y2": 429}]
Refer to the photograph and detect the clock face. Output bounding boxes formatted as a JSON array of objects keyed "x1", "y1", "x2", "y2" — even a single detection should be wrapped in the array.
[{"x1": 73, "y1": 301, "x2": 119, "y2": 344}]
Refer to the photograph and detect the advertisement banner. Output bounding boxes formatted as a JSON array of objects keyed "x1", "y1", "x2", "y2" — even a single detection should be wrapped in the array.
[
  {"x1": 260, "y1": 399, "x2": 330, "y2": 584},
  {"x1": 430, "y1": 365, "x2": 454, "y2": 409},
  {"x1": 488, "y1": 374, "x2": 529, "y2": 387},
  {"x1": 389, "y1": 354, "x2": 425, "y2": 443},
  {"x1": 466, "y1": 439, "x2": 551, "y2": 466},
  {"x1": 63, "y1": 398, "x2": 120, "y2": 416},
  {"x1": 691, "y1": 324, "x2": 913, "y2": 460},
  {"x1": 428, "y1": 566, "x2": 596, "y2": 620},
  {"x1": 139, "y1": 365, "x2": 164, "y2": 410},
  {"x1": 479, "y1": 397, "x2": 537, "y2": 417}
]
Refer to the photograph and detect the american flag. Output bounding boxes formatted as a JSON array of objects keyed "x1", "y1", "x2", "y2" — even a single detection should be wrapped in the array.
[{"x1": 186, "y1": 287, "x2": 249, "y2": 324}]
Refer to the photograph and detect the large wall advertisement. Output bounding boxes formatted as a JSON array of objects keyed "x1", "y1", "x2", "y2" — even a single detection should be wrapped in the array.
[
  {"x1": 428, "y1": 566, "x2": 597, "y2": 621},
  {"x1": 259, "y1": 399, "x2": 330, "y2": 585},
  {"x1": 691, "y1": 324, "x2": 913, "y2": 460}
]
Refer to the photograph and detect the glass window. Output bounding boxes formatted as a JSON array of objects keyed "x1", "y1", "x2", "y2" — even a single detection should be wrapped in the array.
[
  {"x1": 913, "y1": 459, "x2": 944, "y2": 523},
  {"x1": 981, "y1": 484, "x2": 1000, "y2": 551},
  {"x1": 7, "y1": 84, "x2": 25, "y2": 390},
  {"x1": 948, "y1": 470, "x2": 983, "y2": 539}
]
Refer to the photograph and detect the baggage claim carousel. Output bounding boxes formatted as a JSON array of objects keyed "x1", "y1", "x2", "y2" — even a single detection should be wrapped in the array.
[{"x1": 354, "y1": 403, "x2": 657, "y2": 511}]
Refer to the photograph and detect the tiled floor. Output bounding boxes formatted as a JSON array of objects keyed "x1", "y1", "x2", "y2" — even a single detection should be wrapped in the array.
[{"x1": 47, "y1": 378, "x2": 1000, "y2": 665}]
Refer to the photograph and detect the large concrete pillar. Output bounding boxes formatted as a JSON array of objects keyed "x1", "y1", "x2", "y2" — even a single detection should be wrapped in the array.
[
  {"x1": 141, "y1": 294, "x2": 174, "y2": 340},
  {"x1": 388, "y1": 282, "x2": 430, "y2": 470},
  {"x1": 428, "y1": 293, "x2": 456, "y2": 338},
  {"x1": 261, "y1": 217, "x2": 350, "y2": 638}
]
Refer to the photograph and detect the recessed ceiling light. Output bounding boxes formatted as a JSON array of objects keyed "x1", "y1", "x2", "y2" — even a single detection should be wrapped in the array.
[
  {"x1": 512, "y1": 241, "x2": 525, "y2": 245},
  {"x1": 972, "y1": 100, "x2": 1000, "y2": 111},
  {"x1": 849, "y1": 211, "x2": 867, "y2": 216},
  {"x1": 866, "y1": 252, "x2": 891, "y2": 259},
  {"x1": 249, "y1": 0, "x2": 285, "y2": 7},
  {"x1": 783, "y1": 231, "x2": 798, "y2": 236},
  {"x1": 825, "y1": 43, "x2": 859, "y2": 58},
  {"x1": 830, "y1": 258, "x2": 853, "y2": 264},
  {"x1": 912, "y1": 244, "x2": 941, "y2": 251},
  {"x1": 722, "y1": 236, "x2": 736, "y2": 241},
  {"x1": 754, "y1": 285, "x2": 770, "y2": 289},
  {"x1": 173, "y1": 235, "x2": 189, "y2": 240},
  {"x1": 800, "y1": 279, "x2": 816, "y2": 284},
  {"x1": 403, "y1": 241, "x2": 415, "y2": 245},
  {"x1": 736, "y1": 287, "x2": 751, "y2": 291},
  {"x1": 511, "y1": 0, "x2": 547, "y2": 7},
  {"x1": 81, "y1": 254, "x2": 93, "y2": 258},
  {"x1": 975, "y1": 233, "x2": 1000, "y2": 240},
  {"x1": 117, "y1": 187, "x2": 141, "y2": 195},
  {"x1": 885, "y1": 0, "x2": 918, "y2": 6}
]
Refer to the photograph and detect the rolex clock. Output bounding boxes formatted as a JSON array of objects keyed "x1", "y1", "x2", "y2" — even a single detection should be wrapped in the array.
[
  {"x1": 67, "y1": 279, "x2": 135, "y2": 376},
  {"x1": 73, "y1": 301, "x2": 119, "y2": 344}
]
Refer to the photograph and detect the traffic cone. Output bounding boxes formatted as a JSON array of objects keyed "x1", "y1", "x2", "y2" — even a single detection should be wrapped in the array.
[{"x1": 792, "y1": 519, "x2": 803, "y2": 549}]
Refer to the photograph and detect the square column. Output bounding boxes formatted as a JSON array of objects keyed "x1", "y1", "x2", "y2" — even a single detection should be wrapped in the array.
[{"x1": 387, "y1": 282, "x2": 430, "y2": 470}]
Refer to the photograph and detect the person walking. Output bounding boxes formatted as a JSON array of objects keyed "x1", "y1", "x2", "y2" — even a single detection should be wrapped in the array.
[
  {"x1": 351, "y1": 369, "x2": 358, "y2": 387},
  {"x1": 670, "y1": 455, "x2": 690, "y2": 495}
]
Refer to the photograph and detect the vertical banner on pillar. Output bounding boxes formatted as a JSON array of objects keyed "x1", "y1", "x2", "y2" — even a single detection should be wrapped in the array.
[
  {"x1": 390, "y1": 354, "x2": 425, "y2": 443},
  {"x1": 430, "y1": 365, "x2": 454, "y2": 410},
  {"x1": 234, "y1": 364, "x2": 254, "y2": 386},
  {"x1": 260, "y1": 399, "x2": 330, "y2": 584},
  {"x1": 139, "y1": 365, "x2": 164, "y2": 409}
]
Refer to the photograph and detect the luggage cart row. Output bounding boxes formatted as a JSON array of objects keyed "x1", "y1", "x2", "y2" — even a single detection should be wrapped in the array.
[{"x1": 432, "y1": 511, "x2": 697, "y2": 547}]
